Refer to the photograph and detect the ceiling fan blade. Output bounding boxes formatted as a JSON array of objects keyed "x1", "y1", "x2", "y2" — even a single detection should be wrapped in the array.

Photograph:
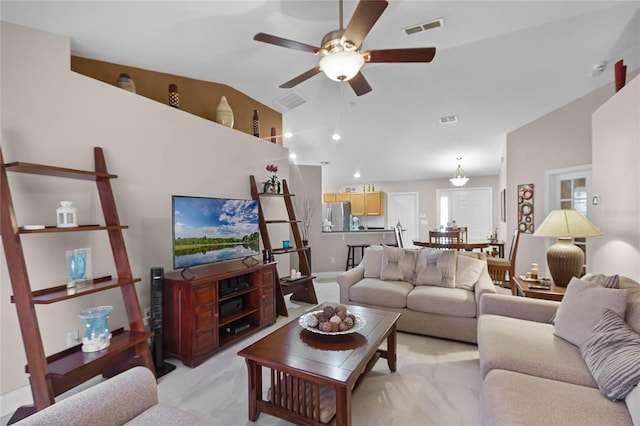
[
  {"x1": 348, "y1": 72, "x2": 372, "y2": 96},
  {"x1": 279, "y1": 66, "x2": 322, "y2": 89},
  {"x1": 254, "y1": 33, "x2": 320, "y2": 54},
  {"x1": 342, "y1": 0, "x2": 388, "y2": 49},
  {"x1": 364, "y1": 47, "x2": 436, "y2": 63}
]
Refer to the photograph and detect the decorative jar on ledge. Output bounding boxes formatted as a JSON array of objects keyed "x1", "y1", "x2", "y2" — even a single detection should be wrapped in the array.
[{"x1": 79, "y1": 306, "x2": 112, "y2": 353}]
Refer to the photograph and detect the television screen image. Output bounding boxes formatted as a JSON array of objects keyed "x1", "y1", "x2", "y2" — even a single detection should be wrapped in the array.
[{"x1": 172, "y1": 196, "x2": 260, "y2": 269}]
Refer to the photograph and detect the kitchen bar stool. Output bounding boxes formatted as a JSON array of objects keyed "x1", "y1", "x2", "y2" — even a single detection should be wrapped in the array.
[{"x1": 345, "y1": 244, "x2": 369, "y2": 270}]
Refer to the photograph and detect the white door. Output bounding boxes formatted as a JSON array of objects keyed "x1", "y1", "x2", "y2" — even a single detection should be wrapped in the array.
[
  {"x1": 436, "y1": 187, "x2": 493, "y2": 239},
  {"x1": 387, "y1": 192, "x2": 419, "y2": 247}
]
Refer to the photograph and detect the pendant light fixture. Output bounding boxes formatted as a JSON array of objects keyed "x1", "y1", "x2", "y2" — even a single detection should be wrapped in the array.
[{"x1": 450, "y1": 157, "x2": 469, "y2": 187}]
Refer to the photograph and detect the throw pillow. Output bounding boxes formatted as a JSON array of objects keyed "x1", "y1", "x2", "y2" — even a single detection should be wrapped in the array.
[
  {"x1": 554, "y1": 278, "x2": 628, "y2": 346},
  {"x1": 380, "y1": 245, "x2": 404, "y2": 281},
  {"x1": 581, "y1": 309, "x2": 640, "y2": 400},
  {"x1": 625, "y1": 384, "x2": 640, "y2": 424},
  {"x1": 457, "y1": 251, "x2": 488, "y2": 261},
  {"x1": 582, "y1": 273, "x2": 620, "y2": 289},
  {"x1": 456, "y1": 254, "x2": 485, "y2": 290},
  {"x1": 398, "y1": 249, "x2": 418, "y2": 283},
  {"x1": 413, "y1": 249, "x2": 456, "y2": 288},
  {"x1": 363, "y1": 246, "x2": 383, "y2": 278}
]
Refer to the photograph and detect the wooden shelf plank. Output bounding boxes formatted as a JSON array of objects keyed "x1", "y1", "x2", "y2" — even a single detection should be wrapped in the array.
[
  {"x1": 11, "y1": 276, "x2": 141, "y2": 305},
  {"x1": 18, "y1": 224, "x2": 128, "y2": 234},
  {"x1": 5, "y1": 161, "x2": 117, "y2": 180},
  {"x1": 218, "y1": 307, "x2": 259, "y2": 327},
  {"x1": 257, "y1": 192, "x2": 294, "y2": 197},
  {"x1": 41, "y1": 330, "x2": 153, "y2": 378}
]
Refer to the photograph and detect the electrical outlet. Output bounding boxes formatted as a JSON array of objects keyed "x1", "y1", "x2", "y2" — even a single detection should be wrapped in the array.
[
  {"x1": 66, "y1": 330, "x2": 79, "y2": 347},
  {"x1": 143, "y1": 307, "x2": 151, "y2": 326}
]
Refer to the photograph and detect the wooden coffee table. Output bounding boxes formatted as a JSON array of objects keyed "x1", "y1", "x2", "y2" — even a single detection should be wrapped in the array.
[
  {"x1": 513, "y1": 275, "x2": 566, "y2": 301},
  {"x1": 237, "y1": 303, "x2": 400, "y2": 426}
]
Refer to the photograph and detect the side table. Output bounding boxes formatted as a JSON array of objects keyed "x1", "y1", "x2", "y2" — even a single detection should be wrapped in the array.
[{"x1": 513, "y1": 275, "x2": 566, "y2": 302}]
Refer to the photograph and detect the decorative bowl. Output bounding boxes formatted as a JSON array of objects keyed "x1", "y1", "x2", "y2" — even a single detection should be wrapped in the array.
[{"x1": 298, "y1": 310, "x2": 366, "y2": 336}]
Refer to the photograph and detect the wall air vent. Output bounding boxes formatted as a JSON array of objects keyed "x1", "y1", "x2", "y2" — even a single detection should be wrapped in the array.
[
  {"x1": 274, "y1": 91, "x2": 306, "y2": 110},
  {"x1": 403, "y1": 18, "x2": 444, "y2": 36},
  {"x1": 439, "y1": 115, "x2": 458, "y2": 125}
]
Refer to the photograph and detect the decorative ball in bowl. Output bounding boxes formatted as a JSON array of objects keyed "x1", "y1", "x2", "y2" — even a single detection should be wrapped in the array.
[{"x1": 298, "y1": 304, "x2": 365, "y2": 335}]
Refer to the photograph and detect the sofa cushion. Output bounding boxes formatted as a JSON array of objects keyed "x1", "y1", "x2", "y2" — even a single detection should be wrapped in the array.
[
  {"x1": 619, "y1": 277, "x2": 640, "y2": 334},
  {"x1": 380, "y1": 245, "x2": 417, "y2": 283},
  {"x1": 455, "y1": 254, "x2": 485, "y2": 290},
  {"x1": 413, "y1": 249, "x2": 456, "y2": 288},
  {"x1": 363, "y1": 245, "x2": 383, "y2": 278},
  {"x1": 126, "y1": 404, "x2": 210, "y2": 425},
  {"x1": 349, "y1": 278, "x2": 413, "y2": 309},
  {"x1": 583, "y1": 273, "x2": 620, "y2": 289},
  {"x1": 581, "y1": 309, "x2": 640, "y2": 401},
  {"x1": 554, "y1": 278, "x2": 628, "y2": 347},
  {"x1": 458, "y1": 250, "x2": 487, "y2": 261},
  {"x1": 482, "y1": 369, "x2": 632, "y2": 426},
  {"x1": 407, "y1": 286, "x2": 476, "y2": 318},
  {"x1": 478, "y1": 314, "x2": 596, "y2": 387}
]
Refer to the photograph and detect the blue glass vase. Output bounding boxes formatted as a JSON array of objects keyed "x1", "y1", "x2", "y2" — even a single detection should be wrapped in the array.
[
  {"x1": 68, "y1": 253, "x2": 86, "y2": 281},
  {"x1": 79, "y1": 306, "x2": 112, "y2": 352}
]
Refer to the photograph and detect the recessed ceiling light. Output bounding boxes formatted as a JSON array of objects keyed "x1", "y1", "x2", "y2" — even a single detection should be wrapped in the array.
[
  {"x1": 289, "y1": 153, "x2": 297, "y2": 160},
  {"x1": 332, "y1": 133, "x2": 341, "y2": 141},
  {"x1": 354, "y1": 172, "x2": 361, "y2": 178},
  {"x1": 284, "y1": 131, "x2": 293, "y2": 138},
  {"x1": 592, "y1": 61, "x2": 608, "y2": 76}
]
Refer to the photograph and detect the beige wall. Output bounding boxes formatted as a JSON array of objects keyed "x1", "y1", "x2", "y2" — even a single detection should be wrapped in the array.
[
  {"x1": 505, "y1": 83, "x2": 616, "y2": 278},
  {"x1": 0, "y1": 22, "x2": 291, "y2": 396},
  {"x1": 591, "y1": 75, "x2": 640, "y2": 279}
]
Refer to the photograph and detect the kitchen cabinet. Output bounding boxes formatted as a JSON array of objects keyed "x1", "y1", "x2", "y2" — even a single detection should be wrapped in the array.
[
  {"x1": 350, "y1": 193, "x2": 365, "y2": 215},
  {"x1": 365, "y1": 192, "x2": 385, "y2": 216},
  {"x1": 323, "y1": 192, "x2": 350, "y2": 203},
  {"x1": 322, "y1": 191, "x2": 385, "y2": 216}
]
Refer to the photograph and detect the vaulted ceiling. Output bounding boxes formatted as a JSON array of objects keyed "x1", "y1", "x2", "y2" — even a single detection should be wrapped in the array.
[{"x1": 2, "y1": 1, "x2": 639, "y2": 187}]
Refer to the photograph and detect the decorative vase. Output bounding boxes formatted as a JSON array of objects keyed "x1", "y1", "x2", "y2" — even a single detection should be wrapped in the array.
[
  {"x1": 168, "y1": 84, "x2": 179, "y2": 108},
  {"x1": 253, "y1": 109, "x2": 260, "y2": 137},
  {"x1": 116, "y1": 73, "x2": 136, "y2": 93},
  {"x1": 215, "y1": 96, "x2": 234, "y2": 128},
  {"x1": 79, "y1": 306, "x2": 113, "y2": 353}
]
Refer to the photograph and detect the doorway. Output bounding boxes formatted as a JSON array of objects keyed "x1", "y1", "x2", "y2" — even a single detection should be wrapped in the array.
[
  {"x1": 436, "y1": 187, "x2": 493, "y2": 240},
  {"x1": 387, "y1": 192, "x2": 419, "y2": 247}
]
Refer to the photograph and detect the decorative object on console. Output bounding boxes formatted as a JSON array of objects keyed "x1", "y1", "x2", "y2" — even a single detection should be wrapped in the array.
[
  {"x1": 56, "y1": 200, "x2": 78, "y2": 228},
  {"x1": 215, "y1": 96, "x2": 234, "y2": 128},
  {"x1": 168, "y1": 83, "x2": 179, "y2": 108},
  {"x1": 253, "y1": 109, "x2": 260, "y2": 137},
  {"x1": 517, "y1": 183, "x2": 534, "y2": 233},
  {"x1": 533, "y1": 209, "x2": 603, "y2": 286},
  {"x1": 65, "y1": 247, "x2": 92, "y2": 288},
  {"x1": 78, "y1": 305, "x2": 113, "y2": 353},
  {"x1": 263, "y1": 164, "x2": 280, "y2": 193},
  {"x1": 270, "y1": 127, "x2": 277, "y2": 143},
  {"x1": 450, "y1": 157, "x2": 469, "y2": 187},
  {"x1": 295, "y1": 195, "x2": 315, "y2": 245},
  {"x1": 116, "y1": 73, "x2": 136, "y2": 93},
  {"x1": 615, "y1": 59, "x2": 627, "y2": 92}
]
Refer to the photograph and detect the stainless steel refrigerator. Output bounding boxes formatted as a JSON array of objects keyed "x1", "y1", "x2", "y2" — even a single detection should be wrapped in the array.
[{"x1": 323, "y1": 202, "x2": 352, "y2": 232}]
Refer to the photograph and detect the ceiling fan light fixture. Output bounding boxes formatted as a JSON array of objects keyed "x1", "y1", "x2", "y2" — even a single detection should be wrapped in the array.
[
  {"x1": 449, "y1": 157, "x2": 469, "y2": 187},
  {"x1": 320, "y1": 51, "x2": 364, "y2": 82}
]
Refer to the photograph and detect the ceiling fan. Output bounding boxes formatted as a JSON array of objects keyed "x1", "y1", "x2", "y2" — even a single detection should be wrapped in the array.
[{"x1": 254, "y1": 0, "x2": 436, "y2": 96}]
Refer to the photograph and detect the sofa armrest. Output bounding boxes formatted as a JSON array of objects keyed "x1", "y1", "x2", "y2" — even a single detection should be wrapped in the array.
[
  {"x1": 474, "y1": 264, "x2": 497, "y2": 308},
  {"x1": 479, "y1": 293, "x2": 559, "y2": 323},
  {"x1": 337, "y1": 264, "x2": 365, "y2": 304}
]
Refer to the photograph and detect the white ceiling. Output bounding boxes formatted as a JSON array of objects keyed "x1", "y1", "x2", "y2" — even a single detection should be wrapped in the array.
[{"x1": 2, "y1": 1, "x2": 639, "y2": 188}]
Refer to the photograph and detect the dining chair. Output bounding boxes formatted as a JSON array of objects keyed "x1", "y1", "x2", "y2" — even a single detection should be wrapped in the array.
[
  {"x1": 458, "y1": 226, "x2": 468, "y2": 243},
  {"x1": 487, "y1": 229, "x2": 521, "y2": 294},
  {"x1": 428, "y1": 230, "x2": 461, "y2": 250}
]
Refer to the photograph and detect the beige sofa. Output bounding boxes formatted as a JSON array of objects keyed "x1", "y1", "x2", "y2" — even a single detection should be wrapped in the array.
[
  {"x1": 337, "y1": 245, "x2": 496, "y2": 343},
  {"x1": 15, "y1": 367, "x2": 210, "y2": 425},
  {"x1": 478, "y1": 274, "x2": 640, "y2": 425}
]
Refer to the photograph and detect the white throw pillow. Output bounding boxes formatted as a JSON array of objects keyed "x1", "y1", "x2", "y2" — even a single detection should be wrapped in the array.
[
  {"x1": 380, "y1": 245, "x2": 404, "y2": 281},
  {"x1": 554, "y1": 278, "x2": 628, "y2": 346},
  {"x1": 363, "y1": 246, "x2": 383, "y2": 278},
  {"x1": 413, "y1": 249, "x2": 456, "y2": 288},
  {"x1": 456, "y1": 254, "x2": 485, "y2": 290},
  {"x1": 582, "y1": 273, "x2": 620, "y2": 289},
  {"x1": 625, "y1": 384, "x2": 640, "y2": 424}
]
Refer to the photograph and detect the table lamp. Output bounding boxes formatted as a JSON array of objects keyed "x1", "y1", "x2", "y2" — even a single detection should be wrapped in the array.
[{"x1": 533, "y1": 209, "x2": 602, "y2": 286}]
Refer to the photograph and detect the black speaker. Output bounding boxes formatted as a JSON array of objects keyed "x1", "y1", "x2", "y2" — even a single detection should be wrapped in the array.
[{"x1": 150, "y1": 267, "x2": 176, "y2": 378}]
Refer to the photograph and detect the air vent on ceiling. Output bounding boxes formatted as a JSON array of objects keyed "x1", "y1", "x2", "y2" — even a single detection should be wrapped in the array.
[
  {"x1": 403, "y1": 18, "x2": 444, "y2": 36},
  {"x1": 439, "y1": 115, "x2": 458, "y2": 125},
  {"x1": 274, "y1": 91, "x2": 306, "y2": 110}
]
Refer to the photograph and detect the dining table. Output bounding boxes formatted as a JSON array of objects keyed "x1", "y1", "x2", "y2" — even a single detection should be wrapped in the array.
[{"x1": 413, "y1": 239, "x2": 497, "y2": 252}]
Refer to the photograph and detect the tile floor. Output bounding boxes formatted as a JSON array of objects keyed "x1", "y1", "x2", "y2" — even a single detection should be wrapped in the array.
[{"x1": 156, "y1": 279, "x2": 484, "y2": 425}]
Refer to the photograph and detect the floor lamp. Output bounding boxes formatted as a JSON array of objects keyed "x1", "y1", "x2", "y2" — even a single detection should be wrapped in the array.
[{"x1": 533, "y1": 209, "x2": 602, "y2": 287}]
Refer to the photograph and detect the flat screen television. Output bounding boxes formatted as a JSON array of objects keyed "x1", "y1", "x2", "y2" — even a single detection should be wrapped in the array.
[{"x1": 172, "y1": 196, "x2": 260, "y2": 269}]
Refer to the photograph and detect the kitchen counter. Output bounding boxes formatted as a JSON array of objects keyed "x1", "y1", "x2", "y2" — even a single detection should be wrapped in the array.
[{"x1": 322, "y1": 229, "x2": 395, "y2": 234}]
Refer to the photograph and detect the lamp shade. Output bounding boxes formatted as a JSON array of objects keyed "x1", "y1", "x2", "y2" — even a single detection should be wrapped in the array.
[
  {"x1": 533, "y1": 209, "x2": 602, "y2": 286},
  {"x1": 320, "y1": 51, "x2": 364, "y2": 82},
  {"x1": 449, "y1": 157, "x2": 469, "y2": 187}
]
